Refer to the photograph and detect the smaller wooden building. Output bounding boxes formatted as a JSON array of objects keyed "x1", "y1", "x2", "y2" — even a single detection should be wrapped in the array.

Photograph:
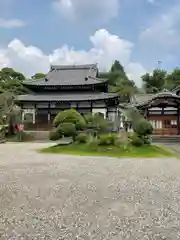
[{"x1": 133, "y1": 90, "x2": 180, "y2": 135}]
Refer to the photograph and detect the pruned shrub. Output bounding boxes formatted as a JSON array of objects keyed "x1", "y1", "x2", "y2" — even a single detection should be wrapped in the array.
[
  {"x1": 49, "y1": 129, "x2": 60, "y2": 141},
  {"x1": 134, "y1": 119, "x2": 153, "y2": 137},
  {"x1": 98, "y1": 133, "x2": 119, "y2": 146},
  {"x1": 75, "y1": 133, "x2": 88, "y2": 143},
  {"x1": 87, "y1": 138, "x2": 99, "y2": 149},
  {"x1": 53, "y1": 109, "x2": 86, "y2": 130},
  {"x1": 143, "y1": 136, "x2": 152, "y2": 145},
  {"x1": 131, "y1": 135, "x2": 144, "y2": 147},
  {"x1": 57, "y1": 122, "x2": 77, "y2": 138},
  {"x1": 84, "y1": 113, "x2": 113, "y2": 134}
]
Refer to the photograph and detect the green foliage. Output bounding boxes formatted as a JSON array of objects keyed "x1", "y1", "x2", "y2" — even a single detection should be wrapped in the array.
[
  {"x1": 57, "y1": 122, "x2": 77, "y2": 138},
  {"x1": 85, "y1": 113, "x2": 112, "y2": 134},
  {"x1": 0, "y1": 68, "x2": 27, "y2": 94},
  {"x1": 143, "y1": 136, "x2": 152, "y2": 145},
  {"x1": 0, "y1": 92, "x2": 21, "y2": 135},
  {"x1": 31, "y1": 73, "x2": 46, "y2": 80},
  {"x1": 49, "y1": 129, "x2": 60, "y2": 141},
  {"x1": 98, "y1": 133, "x2": 119, "y2": 146},
  {"x1": 53, "y1": 109, "x2": 86, "y2": 130},
  {"x1": 165, "y1": 68, "x2": 180, "y2": 90},
  {"x1": 75, "y1": 133, "x2": 88, "y2": 143},
  {"x1": 131, "y1": 134, "x2": 144, "y2": 147},
  {"x1": 99, "y1": 60, "x2": 137, "y2": 101},
  {"x1": 111, "y1": 79, "x2": 138, "y2": 102},
  {"x1": 135, "y1": 119, "x2": 153, "y2": 137},
  {"x1": 142, "y1": 69, "x2": 167, "y2": 93}
]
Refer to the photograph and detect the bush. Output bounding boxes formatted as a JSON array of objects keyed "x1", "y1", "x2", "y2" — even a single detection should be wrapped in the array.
[
  {"x1": 49, "y1": 129, "x2": 60, "y2": 141},
  {"x1": 75, "y1": 133, "x2": 88, "y2": 143},
  {"x1": 143, "y1": 136, "x2": 152, "y2": 145},
  {"x1": 134, "y1": 119, "x2": 153, "y2": 137},
  {"x1": 57, "y1": 122, "x2": 77, "y2": 138},
  {"x1": 131, "y1": 135, "x2": 144, "y2": 147},
  {"x1": 98, "y1": 133, "x2": 119, "y2": 146},
  {"x1": 84, "y1": 113, "x2": 113, "y2": 135},
  {"x1": 53, "y1": 109, "x2": 86, "y2": 130},
  {"x1": 87, "y1": 138, "x2": 99, "y2": 149}
]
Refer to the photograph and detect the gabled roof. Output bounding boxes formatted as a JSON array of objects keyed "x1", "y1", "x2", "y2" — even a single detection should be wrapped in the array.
[
  {"x1": 134, "y1": 90, "x2": 180, "y2": 107},
  {"x1": 24, "y1": 64, "x2": 107, "y2": 86},
  {"x1": 17, "y1": 92, "x2": 119, "y2": 102}
]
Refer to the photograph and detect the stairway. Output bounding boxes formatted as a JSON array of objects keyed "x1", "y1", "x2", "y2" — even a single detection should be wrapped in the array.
[{"x1": 152, "y1": 135, "x2": 180, "y2": 143}]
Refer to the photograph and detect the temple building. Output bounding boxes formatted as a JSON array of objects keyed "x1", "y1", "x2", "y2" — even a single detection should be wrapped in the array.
[
  {"x1": 131, "y1": 89, "x2": 180, "y2": 135},
  {"x1": 17, "y1": 64, "x2": 120, "y2": 130}
]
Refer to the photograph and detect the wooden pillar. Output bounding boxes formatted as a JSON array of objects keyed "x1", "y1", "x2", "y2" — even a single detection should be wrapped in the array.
[
  {"x1": 90, "y1": 101, "x2": 93, "y2": 113},
  {"x1": 177, "y1": 105, "x2": 180, "y2": 135},
  {"x1": 34, "y1": 104, "x2": 37, "y2": 124},
  {"x1": 48, "y1": 102, "x2": 51, "y2": 124},
  {"x1": 105, "y1": 101, "x2": 108, "y2": 119}
]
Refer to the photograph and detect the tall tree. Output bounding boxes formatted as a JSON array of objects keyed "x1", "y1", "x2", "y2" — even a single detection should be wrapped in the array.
[
  {"x1": 31, "y1": 73, "x2": 46, "y2": 80},
  {"x1": 0, "y1": 68, "x2": 27, "y2": 94},
  {"x1": 142, "y1": 69, "x2": 167, "y2": 93},
  {"x1": 111, "y1": 79, "x2": 138, "y2": 102},
  {"x1": 0, "y1": 68, "x2": 25, "y2": 81},
  {"x1": 165, "y1": 68, "x2": 180, "y2": 90},
  {"x1": 99, "y1": 60, "x2": 138, "y2": 101}
]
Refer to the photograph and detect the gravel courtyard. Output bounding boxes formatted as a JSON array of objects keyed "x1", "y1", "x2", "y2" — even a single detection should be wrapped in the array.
[{"x1": 0, "y1": 143, "x2": 180, "y2": 239}]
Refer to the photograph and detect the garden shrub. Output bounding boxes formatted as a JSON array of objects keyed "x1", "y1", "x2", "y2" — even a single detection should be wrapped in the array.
[
  {"x1": 53, "y1": 109, "x2": 86, "y2": 130},
  {"x1": 87, "y1": 138, "x2": 99, "y2": 149},
  {"x1": 143, "y1": 136, "x2": 152, "y2": 145},
  {"x1": 134, "y1": 119, "x2": 153, "y2": 137},
  {"x1": 75, "y1": 133, "x2": 88, "y2": 143},
  {"x1": 131, "y1": 134, "x2": 144, "y2": 147},
  {"x1": 49, "y1": 129, "x2": 60, "y2": 141},
  {"x1": 84, "y1": 113, "x2": 113, "y2": 135},
  {"x1": 57, "y1": 122, "x2": 77, "y2": 138},
  {"x1": 98, "y1": 133, "x2": 119, "y2": 146}
]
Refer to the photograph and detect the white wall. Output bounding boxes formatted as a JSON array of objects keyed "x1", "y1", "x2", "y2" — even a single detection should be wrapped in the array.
[{"x1": 92, "y1": 108, "x2": 106, "y2": 118}]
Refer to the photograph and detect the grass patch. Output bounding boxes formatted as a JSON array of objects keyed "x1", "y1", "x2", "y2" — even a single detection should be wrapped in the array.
[{"x1": 40, "y1": 143, "x2": 176, "y2": 158}]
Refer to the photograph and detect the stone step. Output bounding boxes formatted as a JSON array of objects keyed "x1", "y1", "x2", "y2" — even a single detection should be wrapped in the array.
[
  {"x1": 25, "y1": 131, "x2": 49, "y2": 141},
  {"x1": 152, "y1": 136, "x2": 180, "y2": 143}
]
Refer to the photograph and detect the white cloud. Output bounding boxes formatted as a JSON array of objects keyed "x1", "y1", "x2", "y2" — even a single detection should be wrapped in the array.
[
  {"x1": 52, "y1": 0, "x2": 120, "y2": 24},
  {"x1": 0, "y1": 29, "x2": 146, "y2": 87},
  {"x1": 0, "y1": 18, "x2": 26, "y2": 28},
  {"x1": 140, "y1": 2, "x2": 180, "y2": 51}
]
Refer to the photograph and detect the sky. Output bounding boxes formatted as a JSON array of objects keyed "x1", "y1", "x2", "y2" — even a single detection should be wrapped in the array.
[{"x1": 0, "y1": 0, "x2": 180, "y2": 86}]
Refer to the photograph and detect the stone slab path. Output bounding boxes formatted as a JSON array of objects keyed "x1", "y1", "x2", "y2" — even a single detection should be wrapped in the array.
[{"x1": 0, "y1": 143, "x2": 180, "y2": 239}]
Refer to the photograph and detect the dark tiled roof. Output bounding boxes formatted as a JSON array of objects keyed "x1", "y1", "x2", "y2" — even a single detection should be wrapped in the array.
[
  {"x1": 24, "y1": 64, "x2": 106, "y2": 86},
  {"x1": 17, "y1": 93, "x2": 119, "y2": 102}
]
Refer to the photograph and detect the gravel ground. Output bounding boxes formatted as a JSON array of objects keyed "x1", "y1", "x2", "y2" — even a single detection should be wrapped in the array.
[{"x1": 0, "y1": 143, "x2": 180, "y2": 239}]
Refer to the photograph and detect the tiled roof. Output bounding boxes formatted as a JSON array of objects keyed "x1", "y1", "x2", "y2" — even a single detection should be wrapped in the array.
[
  {"x1": 133, "y1": 93, "x2": 155, "y2": 104},
  {"x1": 23, "y1": 64, "x2": 106, "y2": 86},
  {"x1": 17, "y1": 93, "x2": 119, "y2": 102},
  {"x1": 133, "y1": 91, "x2": 180, "y2": 107}
]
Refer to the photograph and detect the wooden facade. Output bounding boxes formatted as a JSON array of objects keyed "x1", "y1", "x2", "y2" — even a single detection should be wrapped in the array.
[
  {"x1": 17, "y1": 64, "x2": 120, "y2": 130},
  {"x1": 137, "y1": 92, "x2": 180, "y2": 136}
]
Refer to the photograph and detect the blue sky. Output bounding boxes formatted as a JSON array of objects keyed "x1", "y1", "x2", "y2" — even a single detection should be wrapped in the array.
[{"x1": 0, "y1": 0, "x2": 180, "y2": 86}]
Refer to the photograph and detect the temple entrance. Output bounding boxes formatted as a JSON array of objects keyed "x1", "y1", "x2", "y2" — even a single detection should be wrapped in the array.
[{"x1": 149, "y1": 117, "x2": 178, "y2": 135}]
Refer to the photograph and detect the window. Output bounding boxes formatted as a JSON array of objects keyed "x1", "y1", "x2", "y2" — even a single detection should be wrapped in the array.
[
  {"x1": 164, "y1": 119, "x2": 177, "y2": 128},
  {"x1": 150, "y1": 120, "x2": 162, "y2": 129},
  {"x1": 164, "y1": 120, "x2": 171, "y2": 128},
  {"x1": 171, "y1": 120, "x2": 177, "y2": 128}
]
